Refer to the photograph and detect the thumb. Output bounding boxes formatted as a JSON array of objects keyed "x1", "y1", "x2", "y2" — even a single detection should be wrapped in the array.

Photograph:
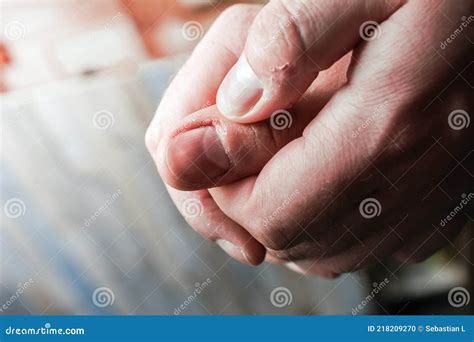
[
  {"x1": 216, "y1": 0, "x2": 403, "y2": 123},
  {"x1": 158, "y1": 54, "x2": 350, "y2": 191}
]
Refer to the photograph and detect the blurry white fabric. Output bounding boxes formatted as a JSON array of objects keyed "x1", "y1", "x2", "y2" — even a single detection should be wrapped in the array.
[{"x1": 1, "y1": 0, "x2": 147, "y2": 90}]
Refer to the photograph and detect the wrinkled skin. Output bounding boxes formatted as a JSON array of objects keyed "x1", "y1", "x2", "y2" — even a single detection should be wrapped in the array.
[{"x1": 146, "y1": 0, "x2": 474, "y2": 277}]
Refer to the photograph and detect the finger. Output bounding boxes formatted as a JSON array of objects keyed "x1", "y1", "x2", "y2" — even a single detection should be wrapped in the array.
[
  {"x1": 159, "y1": 54, "x2": 351, "y2": 190},
  {"x1": 145, "y1": 4, "x2": 266, "y2": 264},
  {"x1": 273, "y1": 225, "x2": 402, "y2": 277},
  {"x1": 168, "y1": 187, "x2": 266, "y2": 265},
  {"x1": 216, "y1": 0, "x2": 404, "y2": 122},
  {"x1": 208, "y1": 0, "x2": 463, "y2": 250},
  {"x1": 146, "y1": 4, "x2": 261, "y2": 156},
  {"x1": 285, "y1": 262, "x2": 341, "y2": 279}
]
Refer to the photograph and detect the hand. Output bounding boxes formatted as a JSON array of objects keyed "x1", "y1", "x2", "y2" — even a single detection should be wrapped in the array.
[{"x1": 146, "y1": 0, "x2": 474, "y2": 276}]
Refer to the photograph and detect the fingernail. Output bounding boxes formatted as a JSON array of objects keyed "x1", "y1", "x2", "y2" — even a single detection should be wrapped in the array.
[
  {"x1": 216, "y1": 239, "x2": 237, "y2": 254},
  {"x1": 216, "y1": 239, "x2": 249, "y2": 263},
  {"x1": 217, "y1": 54, "x2": 263, "y2": 118},
  {"x1": 166, "y1": 126, "x2": 230, "y2": 185}
]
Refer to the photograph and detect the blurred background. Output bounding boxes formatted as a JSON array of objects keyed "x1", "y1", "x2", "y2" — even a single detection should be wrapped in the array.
[{"x1": 1, "y1": 0, "x2": 472, "y2": 315}]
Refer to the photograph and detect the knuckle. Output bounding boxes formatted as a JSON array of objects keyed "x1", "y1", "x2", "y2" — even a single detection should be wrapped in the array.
[
  {"x1": 242, "y1": 185, "x2": 302, "y2": 251},
  {"x1": 268, "y1": 240, "x2": 325, "y2": 261},
  {"x1": 248, "y1": 0, "x2": 307, "y2": 59},
  {"x1": 252, "y1": 222, "x2": 295, "y2": 251},
  {"x1": 261, "y1": 0, "x2": 306, "y2": 49},
  {"x1": 269, "y1": 0, "x2": 320, "y2": 50}
]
